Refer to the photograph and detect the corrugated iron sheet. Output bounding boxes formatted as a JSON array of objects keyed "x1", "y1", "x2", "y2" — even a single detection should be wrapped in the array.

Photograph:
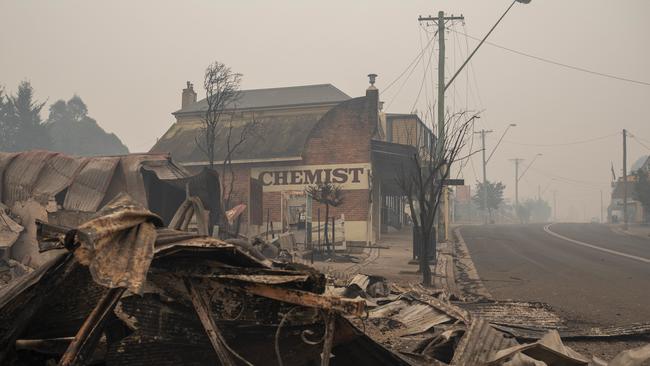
[
  {"x1": 141, "y1": 157, "x2": 190, "y2": 181},
  {"x1": 76, "y1": 193, "x2": 162, "y2": 294},
  {"x1": 0, "y1": 152, "x2": 19, "y2": 203},
  {"x1": 1, "y1": 151, "x2": 193, "y2": 214},
  {"x1": 369, "y1": 296, "x2": 454, "y2": 336},
  {"x1": 450, "y1": 317, "x2": 518, "y2": 366},
  {"x1": 0, "y1": 210, "x2": 23, "y2": 248},
  {"x1": 2, "y1": 151, "x2": 56, "y2": 206},
  {"x1": 31, "y1": 153, "x2": 88, "y2": 204},
  {"x1": 119, "y1": 155, "x2": 157, "y2": 207},
  {"x1": 63, "y1": 156, "x2": 120, "y2": 212},
  {"x1": 458, "y1": 300, "x2": 565, "y2": 331}
]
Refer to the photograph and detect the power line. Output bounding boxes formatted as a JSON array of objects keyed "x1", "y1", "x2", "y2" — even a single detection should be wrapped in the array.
[
  {"x1": 411, "y1": 29, "x2": 436, "y2": 113},
  {"x1": 450, "y1": 29, "x2": 650, "y2": 87},
  {"x1": 386, "y1": 30, "x2": 439, "y2": 110},
  {"x1": 530, "y1": 167, "x2": 610, "y2": 188},
  {"x1": 504, "y1": 132, "x2": 618, "y2": 147},
  {"x1": 381, "y1": 30, "x2": 438, "y2": 96},
  {"x1": 635, "y1": 135, "x2": 650, "y2": 145},
  {"x1": 631, "y1": 135, "x2": 650, "y2": 152}
]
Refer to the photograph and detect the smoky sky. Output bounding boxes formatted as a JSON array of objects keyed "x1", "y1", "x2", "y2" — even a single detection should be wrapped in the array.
[{"x1": 2, "y1": 0, "x2": 649, "y2": 221}]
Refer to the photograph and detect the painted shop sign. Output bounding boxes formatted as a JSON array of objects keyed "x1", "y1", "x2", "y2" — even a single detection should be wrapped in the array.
[{"x1": 251, "y1": 163, "x2": 371, "y2": 192}]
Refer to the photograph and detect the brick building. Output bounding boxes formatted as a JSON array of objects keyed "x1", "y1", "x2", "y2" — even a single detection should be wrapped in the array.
[{"x1": 151, "y1": 78, "x2": 432, "y2": 246}]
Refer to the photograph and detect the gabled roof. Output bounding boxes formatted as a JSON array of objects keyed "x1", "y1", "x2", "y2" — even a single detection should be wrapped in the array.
[
  {"x1": 150, "y1": 112, "x2": 325, "y2": 164},
  {"x1": 611, "y1": 180, "x2": 637, "y2": 200},
  {"x1": 174, "y1": 84, "x2": 350, "y2": 115}
]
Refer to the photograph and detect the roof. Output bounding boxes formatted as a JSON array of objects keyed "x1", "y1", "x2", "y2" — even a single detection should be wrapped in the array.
[
  {"x1": 174, "y1": 83, "x2": 351, "y2": 115},
  {"x1": 611, "y1": 180, "x2": 638, "y2": 200},
  {"x1": 151, "y1": 110, "x2": 327, "y2": 164},
  {"x1": 0, "y1": 151, "x2": 192, "y2": 211}
]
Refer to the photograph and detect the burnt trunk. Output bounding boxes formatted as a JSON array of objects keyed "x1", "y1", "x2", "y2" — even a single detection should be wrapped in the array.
[
  {"x1": 419, "y1": 226, "x2": 434, "y2": 287},
  {"x1": 324, "y1": 204, "x2": 331, "y2": 255}
]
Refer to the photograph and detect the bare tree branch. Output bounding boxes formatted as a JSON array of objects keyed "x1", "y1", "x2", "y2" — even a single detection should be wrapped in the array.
[{"x1": 394, "y1": 111, "x2": 477, "y2": 286}]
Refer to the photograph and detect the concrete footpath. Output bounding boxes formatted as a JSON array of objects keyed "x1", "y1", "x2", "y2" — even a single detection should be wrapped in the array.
[{"x1": 304, "y1": 227, "x2": 466, "y2": 296}]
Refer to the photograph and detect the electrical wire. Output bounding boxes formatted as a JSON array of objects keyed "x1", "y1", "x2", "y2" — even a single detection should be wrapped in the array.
[
  {"x1": 386, "y1": 30, "x2": 438, "y2": 110},
  {"x1": 411, "y1": 29, "x2": 437, "y2": 112},
  {"x1": 462, "y1": 22, "x2": 490, "y2": 131},
  {"x1": 530, "y1": 167, "x2": 610, "y2": 188},
  {"x1": 504, "y1": 132, "x2": 618, "y2": 147},
  {"x1": 381, "y1": 30, "x2": 437, "y2": 96},
  {"x1": 631, "y1": 135, "x2": 650, "y2": 152},
  {"x1": 449, "y1": 28, "x2": 650, "y2": 87}
]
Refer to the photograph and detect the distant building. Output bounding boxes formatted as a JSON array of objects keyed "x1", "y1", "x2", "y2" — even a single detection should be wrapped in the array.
[
  {"x1": 151, "y1": 78, "x2": 433, "y2": 245},
  {"x1": 609, "y1": 176, "x2": 644, "y2": 223}
]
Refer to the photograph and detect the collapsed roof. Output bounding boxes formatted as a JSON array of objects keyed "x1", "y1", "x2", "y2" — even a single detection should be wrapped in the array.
[{"x1": 0, "y1": 151, "x2": 189, "y2": 211}]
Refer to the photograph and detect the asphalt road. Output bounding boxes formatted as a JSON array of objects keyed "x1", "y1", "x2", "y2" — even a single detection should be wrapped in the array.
[{"x1": 459, "y1": 223, "x2": 650, "y2": 327}]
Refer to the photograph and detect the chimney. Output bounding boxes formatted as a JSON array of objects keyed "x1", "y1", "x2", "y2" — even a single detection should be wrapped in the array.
[
  {"x1": 181, "y1": 81, "x2": 197, "y2": 109},
  {"x1": 366, "y1": 73, "x2": 379, "y2": 130}
]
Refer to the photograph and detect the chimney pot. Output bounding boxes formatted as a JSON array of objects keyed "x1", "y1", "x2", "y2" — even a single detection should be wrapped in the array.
[
  {"x1": 181, "y1": 81, "x2": 197, "y2": 109},
  {"x1": 368, "y1": 73, "x2": 378, "y2": 86}
]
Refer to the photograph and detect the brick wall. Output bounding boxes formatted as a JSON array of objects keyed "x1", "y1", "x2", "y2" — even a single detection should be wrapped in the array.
[{"x1": 200, "y1": 90, "x2": 379, "y2": 239}]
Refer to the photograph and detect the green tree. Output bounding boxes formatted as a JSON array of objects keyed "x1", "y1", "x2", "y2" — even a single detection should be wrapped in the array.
[
  {"x1": 634, "y1": 169, "x2": 650, "y2": 223},
  {"x1": 0, "y1": 87, "x2": 12, "y2": 150},
  {"x1": 517, "y1": 201, "x2": 532, "y2": 223},
  {"x1": 46, "y1": 95, "x2": 128, "y2": 156},
  {"x1": 0, "y1": 81, "x2": 50, "y2": 152},
  {"x1": 529, "y1": 198, "x2": 551, "y2": 222},
  {"x1": 472, "y1": 181, "x2": 506, "y2": 222}
]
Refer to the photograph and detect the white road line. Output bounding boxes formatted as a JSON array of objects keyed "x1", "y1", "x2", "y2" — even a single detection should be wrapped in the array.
[{"x1": 543, "y1": 224, "x2": 650, "y2": 264}]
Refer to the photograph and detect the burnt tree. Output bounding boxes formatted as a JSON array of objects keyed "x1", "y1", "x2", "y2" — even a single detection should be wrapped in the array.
[
  {"x1": 306, "y1": 183, "x2": 344, "y2": 255},
  {"x1": 396, "y1": 112, "x2": 476, "y2": 286}
]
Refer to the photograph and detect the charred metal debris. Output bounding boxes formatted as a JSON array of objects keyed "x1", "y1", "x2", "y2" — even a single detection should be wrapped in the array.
[
  {"x1": 1, "y1": 153, "x2": 650, "y2": 365},
  {"x1": 0, "y1": 196, "x2": 648, "y2": 365}
]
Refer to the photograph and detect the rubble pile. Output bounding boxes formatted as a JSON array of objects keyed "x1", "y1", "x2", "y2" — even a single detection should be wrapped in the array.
[{"x1": 1, "y1": 152, "x2": 649, "y2": 365}]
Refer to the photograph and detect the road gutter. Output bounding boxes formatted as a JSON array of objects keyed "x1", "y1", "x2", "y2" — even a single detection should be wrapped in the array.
[{"x1": 452, "y1": 227, "x2": 493, "y2": 300}]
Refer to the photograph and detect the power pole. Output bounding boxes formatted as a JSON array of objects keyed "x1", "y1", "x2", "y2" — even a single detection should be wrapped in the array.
[
  {"x1": 418, "y1": 11, "x2": 463, "y2": 240},
  {"x1": 538, "y1": 184, "x2": 541, "y2": 201},
  {"x1": 600, "y1": 190, "x2": 604, "y2": 223},
  {"x1": 417, "y1": 12, "x2": 464, "y2": 154},
  {"x1": 475, "y1": 129, "x2": 493, "y2": 223},
  {"x1": 552, "y1": 190, "x2": 558, "y2": 221},
  {"x1": 510, "y1": 158, "x2": 524, "y2": 221},
  {"x1": 623, "y1": 129, "x2": 628, "y2": 230}
]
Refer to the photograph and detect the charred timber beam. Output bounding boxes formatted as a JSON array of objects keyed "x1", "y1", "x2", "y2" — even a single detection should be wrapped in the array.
[
  {"x1": 15, "y1": 337, "x2": 107, "y2": 361},
  {"x1": 185, "y1": 278, "x2": 238, "y2": 366},
  {"x1": 220, "y1": 281, "x2": 366, "y2": 317},
  {"x1": 320, "y1": 311, "x2": 336, "y2": 366},
  {"x1": 0, "y1": 254, "x2": 77, "y2": 365},
  {"x1": 58, "y1": 287, "x2": 126, "y2": 366},
  {"x1": 15, "y1": 337, "x2": 74, "y2": 354}
]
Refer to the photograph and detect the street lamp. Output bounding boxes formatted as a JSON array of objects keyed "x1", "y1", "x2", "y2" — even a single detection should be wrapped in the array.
[
  {"x1": 486, "y1": 123, "x2": 517, "y2": 164},
  {"x1": 479, "y1": 123, "x2": 517, "y2": 224},
  {"x1": 512, "y1": 153, "x2": 542, "y2": 223},
  {"x1": 520, "y1": 153, "x2": 543, "y2": 181},
  {"x1": 445, "y1": 0, "x2": 532, "y2": 92}
]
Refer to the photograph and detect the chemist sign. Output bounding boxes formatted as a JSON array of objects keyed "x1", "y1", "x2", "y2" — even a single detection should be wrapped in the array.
[{"x1": 251, "y1": 163, "x2": 371, "y2": 192}]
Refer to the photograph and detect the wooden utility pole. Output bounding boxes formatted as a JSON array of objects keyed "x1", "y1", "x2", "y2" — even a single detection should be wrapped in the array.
[
  {"x1": 418, "y1": 12, "x2": 463, "y2": 240},
  {"x1": 417, "y1": 12, "x2": 464, "y2": 156},
  {"x1": 623, "y1": 129, "x2": 628, "y2": 230},
  {"x1": 510, "y1": 158, "x2": 524, "y2": 221},
  {"x1": 475, "y1": 129, "x2": 493, "y2": 223},
  {"x1": 552, "y1": 190, "x2": 558, "y2": 221},
  {"x1": 600, "y1": 190, "x2": 604, "y2": 223}
]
